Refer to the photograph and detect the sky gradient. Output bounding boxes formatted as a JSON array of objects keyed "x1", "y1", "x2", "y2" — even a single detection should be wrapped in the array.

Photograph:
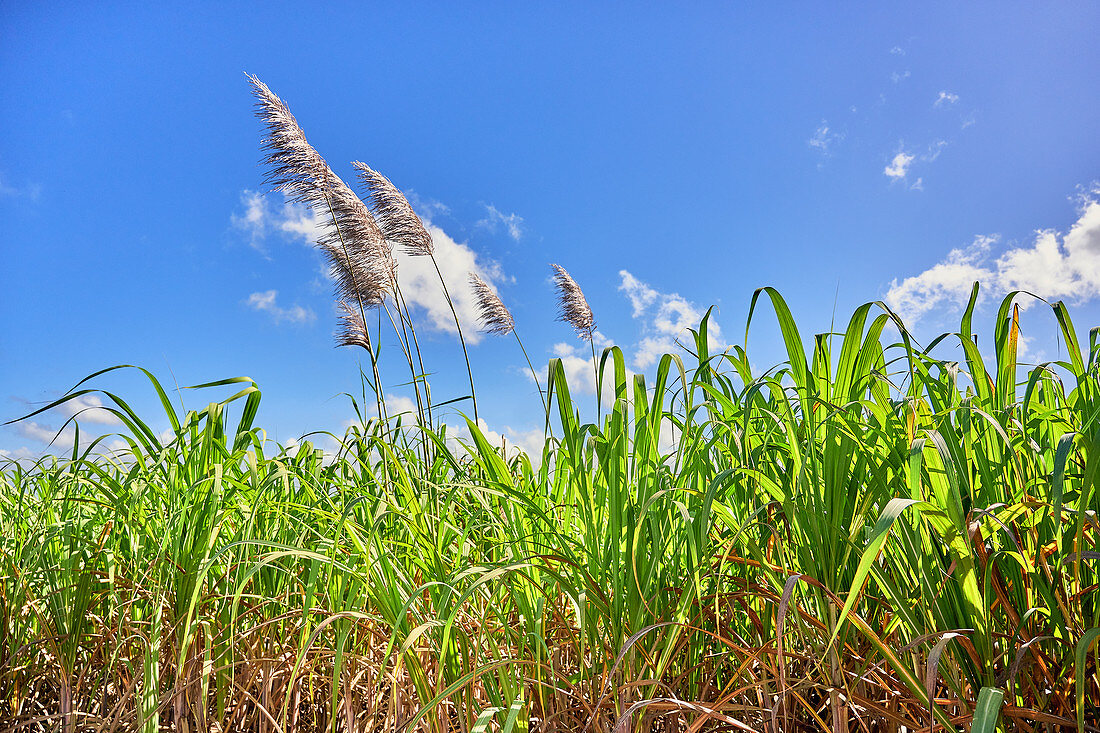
[{"x1": 2, "y1": 2, "x2": 1099, "y2": 458}]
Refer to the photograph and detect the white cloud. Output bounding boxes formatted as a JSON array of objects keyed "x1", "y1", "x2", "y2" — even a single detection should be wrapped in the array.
[
  {"x1": 884, "y1": 150, "x2": 915, "y2": 180},
  {"x1": 391, "y1": 221, "x2": 503, "y2": 343},
  {"x1": 808, "y1": 121, "x2": 842, "y2": 159},
  {"x1": 658, "y1": 416, "x2": 682, "y2": 456},
  {"x1": 361, "y1": 392, "x2": 545, "y2": 462},
  {"x1": 1017, "y1": 333, "x2": 1035, "y2": 359},
  {"x1": 60, "y1": 394, "x2": 121, "y2": 425},
  {"x1": 393, "y1": 223, "x2": 502, "y2": 345},
  {"x1": 232, "y1": 190, "x2": 272, "y2": 250},
  {"x1": 367, "y1": 393, "x2": 419, "y2": 421},
  {"x1": 277, "y1": 203, "x2": 326, "y2": 243},
  {"x1": 997, "y1": 195, "x2": 1100, "y2": 300},
  {"x1": 0, "y1": 446, "x2": 38, "y2": 463},
  {"x1": 232, "y1": 190, "x2": 505, "y2": 344},
  {"x1": 885, "y1": 188, "x2": 1100, "y2": 323},
  {"x1": 245, "y1": 290, "x2": 317, "y2": 325},
  {"x1": 3, "y1": 393, "x2": 126, "y2": 456},
  {"x1": 884, "y1": 236, "x2": 997, "y2": 324},
  {"x1": 552, "y1": 341, "x2": 600, "y2": 396},
  {"x1": 882, "y1": 142, "x2": 944, "y2": 187},
  {"x1": 548, "y1": 333, "x2": 626, "y2": 403},
  {"x1": 232, "y1": 190, "x2": 326, "y2": 253},
  {"x1": 15, "y1": 420, "x2": 78, "y2": 450},
  {"x1": 619, "y1": 270, "x2": 658, "y2": 317},
  {"x1": 934, "y1": 91, "x2": 960, "y2": 107},
  {"x1": 4, "y1": 423, "x2": 176, "y2": 463},
  {"x1": 452, "y1": 418, "x2": 545, "y2": 462},
  {"x1": 477, "y1": 204, "x2": 524, "y2": 241},
  {"x1": 891, "y1": 70, "x2": 910, "y2": 84},
  {"x1": 618, "y1": 271, "x2": 722, "y2": 370},
  {"x1": 890, "y1": 46, "x2": 905, "y2": 56}
]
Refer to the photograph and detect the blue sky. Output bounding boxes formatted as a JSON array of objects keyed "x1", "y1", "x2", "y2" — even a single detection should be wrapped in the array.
[{"x1": 2, "y1": 2, "x2": 1098, "y2": 458}]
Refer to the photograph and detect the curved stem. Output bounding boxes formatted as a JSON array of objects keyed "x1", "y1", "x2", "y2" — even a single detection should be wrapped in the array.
[
  {"x1": 392, "y1": 278, "x2": 433, "y2": 430},
  {"x1": 513, "y1": 330, "x2": 552, "y2": 440},
  {"x1": 319, "y1": 191, "x2": 386, "y2": 427},
  {"x1": 380, "y1": 292, "x2": 431, "y2": 466},
  {"x1": 429, "y1": 255, "x2": 478, "y2": 423}
]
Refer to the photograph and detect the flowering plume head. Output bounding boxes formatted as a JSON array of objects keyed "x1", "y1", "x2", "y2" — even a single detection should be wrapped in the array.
[
  {"x1": 336, "y1": 299, "x2": 371, "y2": 350},
  {"x1": 469, "y1": 273, "x2": 514, "y2": 336},
  {"x1": 354, "y1": 162, "x2": 433, "y2": 257},
  {"x1": 551, "y1": 264, "x2": 594, "y2": 341},
  {"x1": 249, "y1": 75, "x2": 394, "y2": 317}
]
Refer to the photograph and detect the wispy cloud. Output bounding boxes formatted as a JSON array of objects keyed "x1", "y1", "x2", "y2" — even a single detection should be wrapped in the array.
[
  {"x1": 883, "y1": 141, "x2": 946, "y2": 187},
  {"x1": 923, "y1": 139, "x2": 948, "y2": 162},
  {"x1": 808, "y1": 121, "x2": 842, "y2": 160},
  {"x1": 620, "y1": 270, "x2": 658, "y2": 316},
  {"x1": 13, "y1": 421, "x2": 77, "y2": 449},
  {"x1": 0, "y1": 446, "x2": 38, "y2": 463},
  {"x1": 0, "y1": 172, "x2": 42, "y2": 201},
  {"x1": 890, "y1": 70, "x2": 911, "y2": 84},
  {"x1": 890, "y1": 46, "x2": 905, "y2": 56},
  {"x1": 619, "y1": 270, "x2": 722, "y2": 370},
  {"x1": 477, "y1": 204, "x2": 524, "y2": 241},
  {"x1": 0, "y1": 390, "x2": 130, "y2": 462},
  {"x1": 245, "y1": 290, "x2": 317, "y2": 325},
  {"x1": 884, "y1": 150, "x2": 915, "y2": 180},
  {"x1": 934, "y1": 90, "x2": 960, "y2": 107},
  {"x1": 231, "y1": 190, "x2": 326, "y2": 254},
  {"x1": 58, "y1": 394, "x2": 121, "y2": 425},
  {"x1": 885, "y1": 186, "x2": 1100, "y2": 323},
  {"x1": 404, "y1": 191, "x2": 451, "y2": 220}
]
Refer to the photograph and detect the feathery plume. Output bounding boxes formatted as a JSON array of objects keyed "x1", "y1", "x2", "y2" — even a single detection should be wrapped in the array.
[
  {"x1": 336, "y1": 299, "x2": 371, "y2": 350},
  {"x1": 319, "y1": 181, "x2": 396, "y2": 308},
  {"x1": 354, "y1": 162, "x2": 434, "y2": 256},
  {"x1": 551, "y1": 264, "x2": 595, "y2": 341},
  {"x1": 248, "y1": 75, "x2": 394, "y2": 309},
  {"x1": 469, "y1": 273, "x2": 514, "y2": 335},
  {"x1": 248, "y1": 75, "x2": 327, "y2": 205}
]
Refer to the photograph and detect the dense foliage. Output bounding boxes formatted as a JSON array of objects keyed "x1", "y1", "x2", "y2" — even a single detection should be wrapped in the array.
[{"x1": 2, "y1": 286, "x2": 1097, "y2": 732}]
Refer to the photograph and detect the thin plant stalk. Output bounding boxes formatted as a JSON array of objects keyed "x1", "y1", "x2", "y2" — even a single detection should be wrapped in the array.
[
  {"x1": 513, "y1": 329, "x2": 552, "y2": 438},
  {"x1": 380, "y1": 291, "x2": 433, "y2": 464},
  {"x1": 392, "y1": 278, "x2": 434, "y2": 429},
  {"x1": 431, "y1": 256, "x2": 478, "y2": 423},
  {"x1": 320, "y1": 191, "x2": 388, "y2": 426},
  {"x1": 354, "y1": 161, "x2": 478, "y2": 423}
]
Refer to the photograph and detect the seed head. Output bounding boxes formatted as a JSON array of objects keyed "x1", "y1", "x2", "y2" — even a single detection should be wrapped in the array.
[
  {"x1": 354, "y1": 162, "x2": 433, "y2": 257},
  {"x1": 551, "y1": 264, "x2": 594, "y2": 341},
  {"x1": 469, "y1": 273, "x2": 514, "y2": 336},
  {"x1": 249, "y1": 75, "x2": 394, "y2": 316}
]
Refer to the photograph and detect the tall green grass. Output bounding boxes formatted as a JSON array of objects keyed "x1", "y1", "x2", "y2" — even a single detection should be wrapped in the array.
[{"x1": 1, "y1": 285, "x2": 1097, "y2": 732}]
